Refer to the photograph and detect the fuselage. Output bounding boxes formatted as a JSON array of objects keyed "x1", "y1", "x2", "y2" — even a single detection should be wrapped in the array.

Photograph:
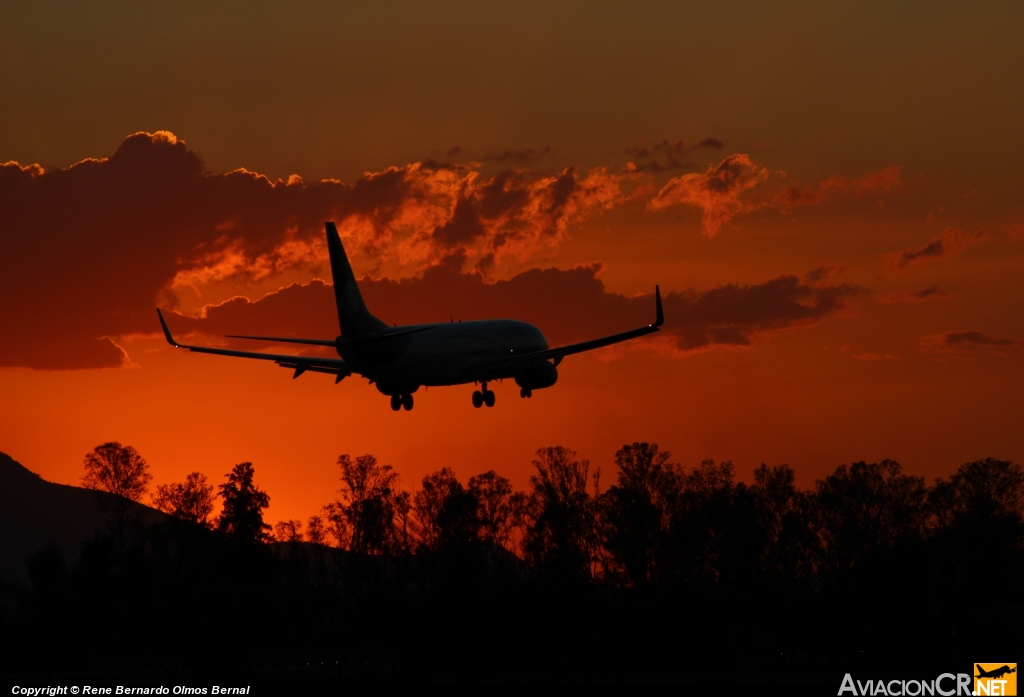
[{"x1": 336, "y1": 319, "x2": 551, "y2": 395}]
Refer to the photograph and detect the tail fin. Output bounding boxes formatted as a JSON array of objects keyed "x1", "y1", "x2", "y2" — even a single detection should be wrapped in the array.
[{"x1": 325, "y1": 223, "x2": 388, "y2": 337}]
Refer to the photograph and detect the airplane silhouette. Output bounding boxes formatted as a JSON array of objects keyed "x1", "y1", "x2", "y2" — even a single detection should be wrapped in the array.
[
  {"x1": 976, "y1": 665, "x2": 1017, "y2": 680},
  {"x1": 158, "y1": 222, "x2": 663, "y2": 411}
]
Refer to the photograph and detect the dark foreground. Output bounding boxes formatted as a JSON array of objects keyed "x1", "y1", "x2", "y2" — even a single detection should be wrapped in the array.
[{"x1": 1, "y1": 451, "x2": 1022, "y2": 683}]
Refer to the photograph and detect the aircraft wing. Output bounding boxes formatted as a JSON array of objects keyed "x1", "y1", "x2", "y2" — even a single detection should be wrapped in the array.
[
  {"x1": 462, "y1": 285, "x2": 664, "y2": 381},
  {"x1": 157, "y1": 310, "x2": 352, "y2": 382}
]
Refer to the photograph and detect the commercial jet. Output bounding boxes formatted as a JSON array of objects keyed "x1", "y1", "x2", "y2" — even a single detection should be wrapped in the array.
[{"x1": 157, "y1": 222, "x2": 663, "y2": 411}]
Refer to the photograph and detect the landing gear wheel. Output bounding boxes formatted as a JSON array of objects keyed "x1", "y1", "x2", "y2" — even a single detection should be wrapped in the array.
[
  {"x1": 472, "y1": 391, "x2": 484, "y2": 408},
  {"x1": 484, "y1": 390, "x2": 495, "y2": 408},
  {"x1": 520, "y1": 388, "x2": 532, "y2": 399},
  {"x1": 390, "y1": 394, "x2": 401, "y2": 411},
  {"x1": 401, "y1": 393, "x2": 413, "y2": 411}
]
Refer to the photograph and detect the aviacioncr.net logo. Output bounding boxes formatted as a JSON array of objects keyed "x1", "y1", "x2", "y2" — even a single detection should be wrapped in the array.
[{"x1": 838, "y1": 673, "x2": 972, "y2": 696}]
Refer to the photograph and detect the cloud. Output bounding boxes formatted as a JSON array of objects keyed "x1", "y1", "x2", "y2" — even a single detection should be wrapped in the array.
[
  {"x1": 877, "y1": 286, "x2": 951, "y2": 304},
  {"x1": 919, "y1": 330, "x2": 1021, "y2": 359},
  {"x1": 164, "y1": 264, "x2": 859, "y2": 359},
  {"x1": 648, "y1": 159, "x2": 904, "y2": 234},
  {"x1": 820, "y1": 166, "x2": 902, "y2": 197},
  {"x1": 1, "y1": 131, "x2": 865, "y2": 371},
  {"x1": 647, "y1": 154, "x2": 770, "y2": 237},
  {"x1": 774, "y1": 166, "x2": 903, "y2": 213},
  {"x1": 806, "y1": 264, "x2": 847, "y2": 283},
  {"x1": 887, "y1": 227, "x2": 989, "y2": 270},
  {"x1": 624, "y1": 138, "x2": 724, "y2": 174},
  {"x1": 0, "y1": 132, "x2": 642, "y2": 370}
]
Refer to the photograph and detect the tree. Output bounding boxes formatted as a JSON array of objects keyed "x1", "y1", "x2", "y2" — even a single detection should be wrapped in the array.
[
  {"x1": 468, "y1": 470, "x2": 527, "y2": 552},
  {"x1": 930, "y1": 458, "x2": 1024, "y2": 594},
  {"x1": 662, "y1": 459, "x2": 743, "y2": 584},
  {"x1": 320, "y1": 502, "x2": 351, "y2": 549},
  {"x1": 81, "y1": 442, "x2": 152, "y2": 560},
  {"x1": 152, "y1": 472, "x2": 215, "y2": 527},
  {"x1": 217, "y1": 462, "x2": 271, "y2": 544},
  {"x1": 305, "y1": 514, "x2": 328, "y2": 546},
  {"x1": 524, "y1": 446, "x2": 597, "y2": 582},
  {"x1": 750, "y1": 463, "x2": 815, "y2": 580},
  {"x1": 273, "y1": 519, "x2": 303, "y2": 543},
  {"x1": 597, "y1": 442, "x2": 681, "y2": 585},
  {"x1": 810, "y1": 460, "x2": 927, "y2": 574},
  {"x1": 335, "y1": 454, "x2": 404, "y2": 554},
  {"x1": 413, "y1": 468, "x2": 479, "y2": 551}
]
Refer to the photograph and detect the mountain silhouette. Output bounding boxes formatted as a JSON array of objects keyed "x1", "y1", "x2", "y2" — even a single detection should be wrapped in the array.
[{"x1": 0, "y1": 451, "x2": 169, "y2": 585}]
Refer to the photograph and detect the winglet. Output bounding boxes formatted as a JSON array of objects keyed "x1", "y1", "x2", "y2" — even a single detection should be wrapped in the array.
[
  {"x1": 156, "y1": 309, "x2": 180, "y2": 347},
  {"x1": 653, "y1": 285, "x2": 664, "y2": 328}
]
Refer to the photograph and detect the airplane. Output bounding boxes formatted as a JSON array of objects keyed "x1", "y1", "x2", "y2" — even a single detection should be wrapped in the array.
[
  {"x1": 157, "y1": 222, "x2": 663, "y2": 411},
  {"x1": 976, "y1": 665, "x2": 1017, "y2": 680}
]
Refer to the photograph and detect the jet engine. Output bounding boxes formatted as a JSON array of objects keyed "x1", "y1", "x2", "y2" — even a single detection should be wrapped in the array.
[{"x1": 515, "y1": 360, "x2": 558, "y2": 390}]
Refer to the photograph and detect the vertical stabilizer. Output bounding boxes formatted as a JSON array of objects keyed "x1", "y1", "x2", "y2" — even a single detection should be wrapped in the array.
[{"x1": 325, "y1": 223, "x2": 388, "y2": 336}]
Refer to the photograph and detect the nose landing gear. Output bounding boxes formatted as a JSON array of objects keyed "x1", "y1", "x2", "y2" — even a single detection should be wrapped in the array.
[
  {"x1": 520, "y1": 388, "x2": 532, "y2": 398},
  {"x1": 473, "y1": 382, "x2": 496, "y2": 408}
]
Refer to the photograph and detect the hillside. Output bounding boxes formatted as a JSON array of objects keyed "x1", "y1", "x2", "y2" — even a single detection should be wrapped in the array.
[{"x1": 0, "y1": 451, "x2": 168, "y2": 585}]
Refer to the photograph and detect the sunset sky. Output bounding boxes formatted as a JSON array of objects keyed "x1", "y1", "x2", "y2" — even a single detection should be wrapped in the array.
[{"x1": 2, "y1": 2, "x2": 1022, "y2": 526}]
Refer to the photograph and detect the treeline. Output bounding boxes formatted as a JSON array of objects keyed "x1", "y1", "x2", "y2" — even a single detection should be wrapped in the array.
[{"x1": 3, "y1": 444, "x2": 1023, "y2": 681}]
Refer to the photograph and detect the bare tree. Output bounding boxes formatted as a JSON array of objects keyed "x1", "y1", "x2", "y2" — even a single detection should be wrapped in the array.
[
  {"x1": 152, "y1": 472, "x2": 215, "y2": 527},
  {"x1": 81, "y1": 442, "x2": 152, "y2": 560},
  {"x1": 320, "y1": 502, "x2": 351, "y2": 549},
  {"x1": 273, "y1": 519, "x2": 303, "y2": 543}
]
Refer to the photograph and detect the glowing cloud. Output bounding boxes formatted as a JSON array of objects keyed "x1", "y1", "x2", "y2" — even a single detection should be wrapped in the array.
[{"x1": 647, "y1": 154, "x2": 770, "y2": 237}]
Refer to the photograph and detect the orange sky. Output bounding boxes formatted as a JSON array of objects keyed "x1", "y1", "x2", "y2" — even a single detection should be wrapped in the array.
[{"x1": 1, "y1": 2, "x2": 1022, "y2": 526}]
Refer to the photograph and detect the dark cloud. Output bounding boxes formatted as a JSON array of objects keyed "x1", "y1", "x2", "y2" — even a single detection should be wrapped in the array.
[
  {"x1": 943, "y1": 331, "x2": 1017, "y2": 347},
  {"x1": 773, "y1": 185, "x2": 825, "y2": 211},
  {"x1": 0, "y1": 131, "x2": 380, "y2": 370},
  {"x1": 446, "y1": 146, "x2": 462, "y2": 157},
  {"x1": 806, "y1": 264, "x2": 846, "y2": 283},
  {"x1": 919, "y1": 330, "x2": 1021, "y2": 359},
  {"x1": 1, "y1": 133, "x2": 635, "y2": 370},
  {"x1": 624, "y1": 138, "x2": 724, "y2": 173},
  {"x1": 165, "y1": 264, "x2": 859, "y2": 356},
  {"x1": 888, "y1": 228, "x2": 989, "y2": 270},
  {"x1": 877, "y1": 286, "x2": 952, "y2": 304}
]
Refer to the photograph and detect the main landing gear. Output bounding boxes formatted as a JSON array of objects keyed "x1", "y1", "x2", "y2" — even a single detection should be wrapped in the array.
[
  {"x1": 472, "y1": 383, "x2": 496, "y2": 408},
  {"x1": 390, "y1": 393, "x2": 414, "y2": 411}
]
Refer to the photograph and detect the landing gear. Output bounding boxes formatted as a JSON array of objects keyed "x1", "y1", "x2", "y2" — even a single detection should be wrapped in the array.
[
  {"x1": 520, "y1": 388, "x2": 532, "y2": 399},
  {"x1": 391, "y1": 393, "x2": 414, "y2": 411},
  {"x1": 473, "y1": 383, "x2": 496, "y2": 408}
]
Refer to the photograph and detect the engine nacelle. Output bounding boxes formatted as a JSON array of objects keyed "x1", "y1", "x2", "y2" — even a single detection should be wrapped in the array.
[{"x1": 515, "y1": 360, "x2": 558, "y2": 390}]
